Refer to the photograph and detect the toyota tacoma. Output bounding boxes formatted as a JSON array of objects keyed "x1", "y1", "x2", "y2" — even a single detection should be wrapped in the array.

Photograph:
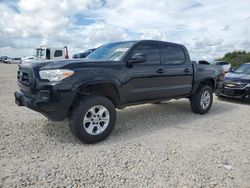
[{"x1": 15, "y1": 40, "x2": 223, "y2": 143}]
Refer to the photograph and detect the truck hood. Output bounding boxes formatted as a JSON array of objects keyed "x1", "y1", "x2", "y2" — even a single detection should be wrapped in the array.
[
  {"x1": 225, "y1": 72, "x2": 250, "y2": 83},
  {"x1": 21, "y1": 59, "x2": 117, "y2": 70},
  {"x1": 21, "y1": 59, "x2": 78, "y2": 68}
]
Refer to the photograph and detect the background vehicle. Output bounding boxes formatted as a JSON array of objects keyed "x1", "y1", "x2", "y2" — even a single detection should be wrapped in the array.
[
  {"x1": 15, "y1": 40, "x2": 223, "y2": 144},
  {"x1": 35, "y1": 46, "x2": 69, "y2": 61},
  {"x1": 198, "y1": 60, "x2": 225, "y2": 78},
  {"x1": 0, "y1": 56, "x2": 8, "y2": 62},
  {"x1": 21, "y1": 56, "x2": 36, "y2": 62},
  {"x1": 9, "y1": 57, "x2": 22, "y2": 64},
  {"x1": 214, "y1": 61, "x2": 231, "y2": 72},
  {"x1": 218, "y1": 63, "x2": 250, "y2": 101},
  {"x1": 3, "y1": 57, "x2": 12, "y2": 64},
  {"x1": 198, "y1": 60, "x2": 231, "y2": 72},
  {"x1": 72, "y1": 48, "x2": 96, "y2": 58}
]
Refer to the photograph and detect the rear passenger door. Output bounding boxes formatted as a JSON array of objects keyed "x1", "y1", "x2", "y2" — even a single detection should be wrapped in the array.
[
  {"x1": 160, "y1": 44, "x2": 193, "y2": 97},
  {"x1": 126, "y1": 43, "x2": 167, "y2": 102}
]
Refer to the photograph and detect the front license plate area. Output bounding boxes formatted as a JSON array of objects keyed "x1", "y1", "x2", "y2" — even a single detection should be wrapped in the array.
[{"x1": 223, "y1": 88, "x2": 234, "y2": 95}]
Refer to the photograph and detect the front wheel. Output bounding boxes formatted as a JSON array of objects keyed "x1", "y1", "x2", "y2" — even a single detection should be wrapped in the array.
[
  {"x1": 69, "y1": 95, "x2": 116, "y2": 144},
  {"x1": 190, "y1": 85, "x2": 213, "y2": 114}
]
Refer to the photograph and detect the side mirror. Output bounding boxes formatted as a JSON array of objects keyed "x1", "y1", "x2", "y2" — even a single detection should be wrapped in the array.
[
  {"x1": 229, "y1": 68, "x2": 235, "y2": 72},
  {"x1": 128, "y1": 53, "x2": 146, "y2": 63}
]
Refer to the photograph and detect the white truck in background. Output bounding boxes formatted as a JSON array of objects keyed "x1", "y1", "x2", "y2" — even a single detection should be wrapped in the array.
[{"x1": 22, "y1": 46, "x2": 69, "y2": 63}]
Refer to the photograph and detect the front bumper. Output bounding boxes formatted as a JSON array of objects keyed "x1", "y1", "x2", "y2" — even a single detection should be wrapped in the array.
[
  {"x1": 15, "y1": 90, "x2": 75, "y2": 121},
  {"x1": 216, "y1": 81, "x2": 224, "y2": 91},
  {"x1": 218, "y1": 84, "x2": 250, "y2": 99},
  {"x1": 214, "y1": 81, "x2": 223, "y2": 96}
]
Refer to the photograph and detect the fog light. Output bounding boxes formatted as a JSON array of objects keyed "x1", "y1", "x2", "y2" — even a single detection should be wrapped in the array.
[{"x1": 38, "y1": 90, "x2": 50, "y2": 100}]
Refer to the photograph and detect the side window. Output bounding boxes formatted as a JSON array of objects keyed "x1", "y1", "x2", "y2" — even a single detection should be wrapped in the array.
[
  {"x1": 217, "y1": 62, "x2": 228, "y2": 66},
  {"x1": 133, "y1": 44, "x2": 160, "y2": 64},
  {"x1": 54, "y1": 50, "x2": 63, "y2": 57},
  {"x1": 161, "y1": 46, "x2": 186, "y2": 64}
]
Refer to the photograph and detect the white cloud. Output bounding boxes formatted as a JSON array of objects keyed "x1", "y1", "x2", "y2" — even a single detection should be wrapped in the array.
[{"x1": 0, "y1": 0, "x2": 249, "y2": 59}]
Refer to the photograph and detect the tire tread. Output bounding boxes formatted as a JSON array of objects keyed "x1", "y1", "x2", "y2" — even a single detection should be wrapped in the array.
[{"x1": 190, "y1": 84, "x2": 213, "y2": 114}]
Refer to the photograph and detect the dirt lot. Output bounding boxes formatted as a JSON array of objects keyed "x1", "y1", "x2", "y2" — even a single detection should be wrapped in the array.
[{"x1": 0, "y1": 63, "x2": 250, "y2": 187}]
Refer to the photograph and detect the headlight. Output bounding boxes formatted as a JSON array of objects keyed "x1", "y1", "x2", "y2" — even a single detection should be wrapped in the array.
[{"x1": 39, "y1": 69, "x2": 74, "y2": 81}]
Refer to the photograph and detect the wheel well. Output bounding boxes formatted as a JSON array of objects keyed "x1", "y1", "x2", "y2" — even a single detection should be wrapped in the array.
[
  {"x1": 77, "y1": 83, "x2": 120, "y2": 107},
  {"x1": 200, "y1": 79, "x2": 215, "y2": 91}
]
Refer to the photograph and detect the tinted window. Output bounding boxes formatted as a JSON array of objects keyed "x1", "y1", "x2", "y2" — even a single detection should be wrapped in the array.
[
  {"x1": 217, "y1": 62, "x2": 228, "y2": 66},
  {"x1": 133, "y1": 44, "x2": 160, "y2": 64},
  {"x1": 54, "y1": 50, "x2": 63, "y2": 57},
  {"x1": 161, "y1": 46, "x2": 186, "y2": 64}
]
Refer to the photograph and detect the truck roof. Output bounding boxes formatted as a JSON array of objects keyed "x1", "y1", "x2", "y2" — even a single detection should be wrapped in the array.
[
  {"x1": 116, "y1": 39, "x2": 182, "y2": 45},
  {"x1": 105, "y1": 40, "x2": 185, "y2": 48},
  {"x1": 36, "y1": 46, "x2": 66, "y2": 49},
  {"x1": 131, "y1": 40, "x2": 185, "y2": 48}
]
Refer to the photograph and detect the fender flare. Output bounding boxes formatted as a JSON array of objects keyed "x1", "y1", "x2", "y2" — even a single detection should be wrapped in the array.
[
  {"x1": 71, "y1": 79, "x2": 124, "y2": 105},
  {"x1": 191, "y1": 77, "x2": 216, "y2": 95}
]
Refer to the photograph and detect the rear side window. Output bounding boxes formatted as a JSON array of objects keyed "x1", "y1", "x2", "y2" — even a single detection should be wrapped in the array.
[
  {"x1": 161, "y1": 46, "x2": 186, "y2": 64},
  {"x1": 133, "y1": 44, "x2": 160, "y2": 64},
  {"x1": 54, "y1": 50, "x2": 63, "y2": 57}
]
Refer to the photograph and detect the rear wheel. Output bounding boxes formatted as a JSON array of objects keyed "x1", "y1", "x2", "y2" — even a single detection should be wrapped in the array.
[
  {"x1": 190, "y1": 85, "x2": 213, "y2": 114},
  {"x1": 69, "y1": 95, "x2": 116, "y2": 144}
]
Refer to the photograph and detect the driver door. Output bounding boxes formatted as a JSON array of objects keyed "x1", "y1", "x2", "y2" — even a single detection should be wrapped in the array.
[{"x1": 126, "y1": 43, "x2": 167, "y2": 102}]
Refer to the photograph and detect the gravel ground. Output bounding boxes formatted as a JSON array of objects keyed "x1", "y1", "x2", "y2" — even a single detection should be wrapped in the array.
[{"x1": 0, "y1": 63, "x2": 250, "y2": 187}]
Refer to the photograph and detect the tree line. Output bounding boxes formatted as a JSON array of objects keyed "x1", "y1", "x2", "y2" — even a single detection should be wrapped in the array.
[{"x1": 216, "y1": 51, "x2": 250, "y2": 67}]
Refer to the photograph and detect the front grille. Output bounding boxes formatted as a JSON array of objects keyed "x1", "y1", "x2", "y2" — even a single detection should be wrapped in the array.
[
  {"x1": 224, "y1": 82, "x2": 247, "y2": 89},
  {"x1": 17, "y1": 67, "x2": 34, "y2": 86},
  {"x1": 222, "y1": 88, "x2": 246, "y2": 96},
  {"x1": 18, "y1": 71, "x2": 29, "y2": 85}
]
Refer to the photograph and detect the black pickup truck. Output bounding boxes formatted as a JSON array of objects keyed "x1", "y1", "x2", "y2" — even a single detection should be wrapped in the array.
[{"x1": 15, "y1": 40, "x2": 223, "y2": 143}]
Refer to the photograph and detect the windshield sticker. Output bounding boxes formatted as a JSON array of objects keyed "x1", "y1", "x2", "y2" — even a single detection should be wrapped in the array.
[{"x1": 115, "y1": 48, "x2": 129, "y2": 52}]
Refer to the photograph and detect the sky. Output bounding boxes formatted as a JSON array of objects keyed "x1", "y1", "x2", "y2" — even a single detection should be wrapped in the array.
[{"x1": 0, "y1": 0, "x2": 249, "y2": 60}]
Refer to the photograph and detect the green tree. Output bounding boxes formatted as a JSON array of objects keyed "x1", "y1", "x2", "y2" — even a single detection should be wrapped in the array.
[{"x1": 216, "y1": 51, "x2": 250, "y2": 67}]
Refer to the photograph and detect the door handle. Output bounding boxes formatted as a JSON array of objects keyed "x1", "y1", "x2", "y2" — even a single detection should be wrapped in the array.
[
  {"x1": 184, "y1": 68, "x2": 190, "y2": 73},
  {"x1": 156, "y1": 69, "x2": 164, "y2": 74}
]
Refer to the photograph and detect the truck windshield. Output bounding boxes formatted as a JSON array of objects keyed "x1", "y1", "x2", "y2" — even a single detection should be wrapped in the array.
[
  {"x1": 36, "y1": 49, "x2": 46, "y2": 58},
  {"x1": 86, "y1": 41, "x2": 136, "y2": 61}
]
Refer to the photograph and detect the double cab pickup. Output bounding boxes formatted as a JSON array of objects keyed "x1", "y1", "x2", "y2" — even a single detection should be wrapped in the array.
[{"x1": 15, "y1": 40, "x2": 223, "y2": 143}]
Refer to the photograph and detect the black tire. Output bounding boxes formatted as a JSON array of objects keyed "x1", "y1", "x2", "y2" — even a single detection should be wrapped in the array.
[
  {"x1": 69, "y1": 95, "x2": 116, "y2": 144},
  {"x1": 190, "y1": 85, "x2": 213, "y2": 114}
]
